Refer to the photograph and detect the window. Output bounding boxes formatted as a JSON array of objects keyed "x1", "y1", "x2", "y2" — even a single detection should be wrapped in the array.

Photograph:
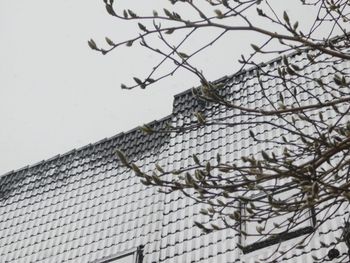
[
  {"x1": 94, "y1": 246, "x2": 143, "y2": 263},
  {"x1": 240, "y1": 189, "x2": 316, "y2": 254}
]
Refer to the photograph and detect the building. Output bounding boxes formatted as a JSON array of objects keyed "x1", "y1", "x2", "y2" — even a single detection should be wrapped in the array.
[{"x1": 0, "y1": 45, "x2": 349, "y2": 262}]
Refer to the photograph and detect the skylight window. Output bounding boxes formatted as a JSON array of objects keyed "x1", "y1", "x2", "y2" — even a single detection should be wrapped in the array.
[
  {"x1": 240, "y1": 189, "x2": 316, "y2": 254},
  {"x1": 94, "y1": 246, "x2": 143, "y2": 263}
]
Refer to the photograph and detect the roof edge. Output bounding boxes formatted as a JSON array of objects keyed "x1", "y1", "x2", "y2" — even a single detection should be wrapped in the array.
[
  {"x1": 1, "y1": 114, "x2": 173, "y2": 178},
  {"x1": 173, "y1": 33, "x2": 349, "y2": 99}
]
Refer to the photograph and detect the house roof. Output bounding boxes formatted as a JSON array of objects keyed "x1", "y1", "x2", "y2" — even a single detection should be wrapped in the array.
[{"x1": 0, "y1": 38, "x2": 349, "y2": 262}]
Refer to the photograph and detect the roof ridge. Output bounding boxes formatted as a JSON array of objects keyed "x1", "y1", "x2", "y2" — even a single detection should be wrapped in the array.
[
  {"x1": 173, "y1": 33, "x2": 349, "y2": 99},
  {"x1": 173, "y1": 49, "x2": 300, "y2": 99},
  {"x1": 0, "y1": 114, "x2": 172, "y2": 178}
]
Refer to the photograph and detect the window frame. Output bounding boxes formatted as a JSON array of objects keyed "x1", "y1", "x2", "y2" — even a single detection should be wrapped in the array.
[
  {"x1": 239, "y1": 191, "x2": 316, "y2": 254},
  {"x1": 93, "y1": 246, "x2": 143, "y2": 263}
]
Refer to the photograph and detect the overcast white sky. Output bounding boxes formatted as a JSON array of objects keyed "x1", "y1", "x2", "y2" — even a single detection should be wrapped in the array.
[{"x1": 0, "y1": 1, "x2": 316, "y2": 175}]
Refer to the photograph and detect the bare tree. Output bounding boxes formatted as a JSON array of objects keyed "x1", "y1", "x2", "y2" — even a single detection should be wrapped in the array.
[{"x1": 91, "y1": 0, "x2": 350, "y2": 261}]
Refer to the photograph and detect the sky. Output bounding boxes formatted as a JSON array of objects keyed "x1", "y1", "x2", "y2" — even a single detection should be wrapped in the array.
[{"x1": 0, "y1": 0, "x2": 316, "y2": 175}]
